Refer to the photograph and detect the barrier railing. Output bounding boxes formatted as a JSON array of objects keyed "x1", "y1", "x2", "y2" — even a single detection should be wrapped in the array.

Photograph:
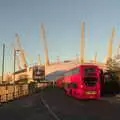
[
  {"x1": 0, "y1": 76, "x2": 64, "y2": 105},
  {"x1": 0, "y1": 89, "x2": 29, "y2": 103},
  {"x1": 0, "y1": 82, "x2": 47, "y2": 105}
]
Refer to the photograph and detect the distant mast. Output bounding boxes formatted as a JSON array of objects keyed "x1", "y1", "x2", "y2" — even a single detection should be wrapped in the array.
[
  {"x1": 41, "y1": 23, "x2": 50, "y2": 66},
  {"x1": 107, "y1": 28, "x2": 115, "y2": 62},
  {"x1": 80, "y1": 22, "x2": 85, "y2": 64}
]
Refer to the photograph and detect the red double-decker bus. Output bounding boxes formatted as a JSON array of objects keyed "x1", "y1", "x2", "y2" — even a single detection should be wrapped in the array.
[{"x1": 56, "y1": 64, "x2": 102, "y2": 99}]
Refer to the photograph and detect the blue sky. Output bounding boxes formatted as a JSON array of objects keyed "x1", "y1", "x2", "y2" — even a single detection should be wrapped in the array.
[{"x1": 0, "y1": 0, "x2": 120, "y2": 74}]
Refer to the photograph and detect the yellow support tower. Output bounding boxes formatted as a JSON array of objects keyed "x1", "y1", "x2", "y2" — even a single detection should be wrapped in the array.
[
  {"x1": 38, "y1": 55, "x2": 42, "y2": 65},
  {"x1": 107, "y1": 28, "x2": 116, "y2": 61},
  {"x1": 41, "y1": 23, "x2": 50, "y2": 66},
  {"x1": 80, "y1": 22, "x2": 85, "y2": 64}
]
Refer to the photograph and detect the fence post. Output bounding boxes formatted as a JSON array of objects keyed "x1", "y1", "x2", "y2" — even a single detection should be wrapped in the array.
[
  {"x1": 6, "y1": 94, "x2": 7, "y2": 102},
  {"x1": 0, "y1": 95, "x2": 1, "y2": 105}
]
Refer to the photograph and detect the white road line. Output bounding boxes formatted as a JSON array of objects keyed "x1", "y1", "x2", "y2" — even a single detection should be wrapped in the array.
[{"x1": 40, "y1": 93, "x2": 61, "y2": 120}]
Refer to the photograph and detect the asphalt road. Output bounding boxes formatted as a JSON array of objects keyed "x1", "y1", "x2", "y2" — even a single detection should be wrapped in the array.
[
  {"x1": 1, "y1": 87, "x2": 120, "y2": 120},
  {"x1": 0, "y1": 93, "x2": 56, "y2": 120},
  {"x1": 42, "y1": 87, "x2": 120, "y2": 120}
]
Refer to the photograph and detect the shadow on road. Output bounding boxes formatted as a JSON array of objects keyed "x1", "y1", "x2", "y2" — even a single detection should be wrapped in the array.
[{"x1": 103, "y1": 80, "x2": 120, "y2": 97}]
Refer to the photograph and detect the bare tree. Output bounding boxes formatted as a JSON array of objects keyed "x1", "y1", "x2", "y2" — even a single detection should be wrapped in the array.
[{"x1": 106, "y1": 57, "x2": 120, "y2": 72}]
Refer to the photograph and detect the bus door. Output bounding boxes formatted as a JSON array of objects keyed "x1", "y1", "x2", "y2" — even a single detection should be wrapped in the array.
[
  {"x1": 70, "y1": 68, "x2": 81, "y2": 96},
  {"x1": 64, "y1": 71, "x2": 72, "y2": 91}
]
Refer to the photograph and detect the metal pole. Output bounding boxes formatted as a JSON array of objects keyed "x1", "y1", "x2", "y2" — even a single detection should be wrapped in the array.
[
  {"x1": 13, "y1": 49, "x2": 16, "y2": 98},
  {"x1": 2, "y1": 43, "x2": 5, "y2": 84},
  {"x1": 14, "y1": 49, "x2": 16, "y2": 83}
]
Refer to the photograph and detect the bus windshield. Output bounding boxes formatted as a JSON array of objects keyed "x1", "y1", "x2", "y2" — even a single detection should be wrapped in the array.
[{"x1": 84, "y1": 68, "x2": 96, "y2": 73}]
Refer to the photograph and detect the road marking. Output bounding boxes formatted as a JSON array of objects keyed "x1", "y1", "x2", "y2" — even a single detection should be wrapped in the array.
[{"x1": 40, "y1": 92, "x2": 61, "y2": 120}]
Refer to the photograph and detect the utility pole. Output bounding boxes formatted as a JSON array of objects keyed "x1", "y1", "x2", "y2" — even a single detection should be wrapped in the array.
[{"x1": 2, "y1": 43, "x2": 5, "y2": 84}]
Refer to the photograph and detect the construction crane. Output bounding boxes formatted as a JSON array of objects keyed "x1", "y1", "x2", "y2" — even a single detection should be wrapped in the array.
[
  {"x1": 16, "y1": 55, "x2": 21, "y2": 70},
  {"x1": 41, "y1": 23, "x2": 50, "y2": 66},
  {"x1": 15, "y1": 33, "x2": 27, "y2": 69},
  {"x1": 80, "y1": 22, "x2": 85, "y2": 64},
  {"x1": 23, "y1": 50, "x2": 33, "y2": 67},
  {"x1": 11, "y1": 42, "x2": 22, "y2": 70},
  {"x1": 107, "y1": 28, "x2": 116, "y2": 61}
]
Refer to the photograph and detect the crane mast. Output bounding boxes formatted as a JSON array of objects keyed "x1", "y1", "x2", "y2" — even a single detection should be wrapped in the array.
[
  {"x1": 41, "y1": 23, "x2": 50, "y2": 66},
  {"x1": 16, "y1": 55, "x2": 21, "y2": 70},
  {"x1": 12, "y1": 43, "x2": 22, "y2": 70},
  {"x1": 15, "y1": 33, "x2": 27, "y2": 69}
]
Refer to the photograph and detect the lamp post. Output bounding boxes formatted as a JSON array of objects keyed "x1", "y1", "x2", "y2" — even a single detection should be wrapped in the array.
[
  {"x1": 13, "y1": 49, "x2": 20, "y2": 84},
  {"x1": 1, "y1": 43, "x2": 5, "y2": 84},
  {"x1": 13, "y1": 49, "x2": 20, "y2": 98}
]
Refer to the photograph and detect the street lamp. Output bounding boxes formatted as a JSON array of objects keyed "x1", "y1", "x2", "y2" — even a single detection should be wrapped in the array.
[
  {"x1": 1, "y1": 43, "x2": 5, "y2": 84},
  {"x1": 13, "y1": 49, "x2": 20, "y2": 98}
]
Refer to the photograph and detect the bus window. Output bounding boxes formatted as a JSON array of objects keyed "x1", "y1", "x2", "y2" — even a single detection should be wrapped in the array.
[
  {"x1": 64, "y1": 83, "x2": 71, "y2": 89},
  {"x1": 72, "y1": 83, "x2": 78, "y2": 88},
  {"x1": 64, "y1": 71, "x2": 72, "y2": 77},
  {"x1": 72, "y1": 68, "x2": 80, "y2": 75},
  {"x1": 85, "y1": 68, "x2": 96, "y2": 73}
]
